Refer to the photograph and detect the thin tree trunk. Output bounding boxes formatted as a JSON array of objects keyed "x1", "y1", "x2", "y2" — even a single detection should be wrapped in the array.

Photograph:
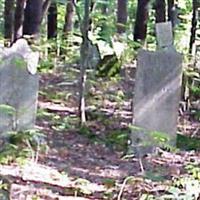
[
  {"x1": 155, "y1": 0, "x2": 166, "y2": 23},
  {"x1": 117, "y1": 0, "x2": 127, "y2": 34},
  {"x1": 79, "y1": 0, "x2": 91, "y2": 125},
  {"x1": 133, "y1": 0, "x2": 150, "y2": 42},
  {"x1": 89, "y1": 0, "x2": 95, "y2": 31},
  {"x1": 48, "y1": 2, "x2": 57, "y2": 39},
  {"x1": 23, "y1": 0, "x2": 43, "y2": 37},
  {"x1": 4, "y1": 0, "x2": 15, "y2": 44},
  {"x1": 167, "y1": 0, "x2": 179, "y2": 28},
  {"x1": 101, "y1": 0, "x2": 108, "y2": 14},
  {"x1": 167, "y1": 0, "x2": 174, "y2": 21},
  {"x1": 63, "y1": 0, "x2": 74, "y2": 35},
  {"x1": 189, "y1": 0, "x2": 198, "y2": 54},
  {"x1": 14, "y1": 0, "x2": 26, "y2": 41},
  {"x1": 42, "y1": 0, "x2": 51, "y2": 21}
]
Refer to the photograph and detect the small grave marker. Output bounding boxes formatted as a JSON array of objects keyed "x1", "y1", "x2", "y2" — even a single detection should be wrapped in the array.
[{"x1": 155, "y1": 21, "x2": 173, "y2": 48}]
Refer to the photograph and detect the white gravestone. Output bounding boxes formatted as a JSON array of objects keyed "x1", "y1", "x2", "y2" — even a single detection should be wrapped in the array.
[{"x1": 0, "y1": 39, "x2": 39, "y2": 134}]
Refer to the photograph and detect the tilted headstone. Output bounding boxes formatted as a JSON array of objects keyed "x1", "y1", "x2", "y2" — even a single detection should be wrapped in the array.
[
  {"x1": 0, "y1": 39, "x2": 39, "y2": 135},
  {"x1": 156, "y1": 22, "x2": 173, "y2": 49},
  {"x1": 131, "y1": 23, "x2": 182, "y2": 156}
]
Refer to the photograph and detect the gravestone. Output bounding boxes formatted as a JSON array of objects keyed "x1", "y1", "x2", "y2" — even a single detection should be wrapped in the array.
[
  {"x1": 155, "y1": 22, "x2": 173, "y2": 49},
  {"x1": 131, "y1": 22, "x2": 182, "y2": 155},
  {"x1": 0, "y1": 39, "x2": 39, "y2": 135}
]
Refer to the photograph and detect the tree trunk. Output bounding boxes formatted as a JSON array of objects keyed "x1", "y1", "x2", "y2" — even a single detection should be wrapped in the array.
[
  {"x1": 42, "y1": 0, "x2": 51, "y2": 22},
  {"x1": 63, "y1": 0, "x2": 74, "y2": 35},
  {"x1": 189, "y1": 0, "x2": 198, "y2": 54},
  {"x1": 167, "y1": 0, "x2": 174, "y2": 21},
  {"x1": 89, "y1": 0, "x2": 95, "y2": 31},
  {"x1": 79, "y1": 0, "x2": 91, "y2": 125},
  {"x1": 23, "y1": 0, "x2": 43, "y2": 37},
  {"x1": 155, "y1": 0, "x2": 166, "y2": 23},
  {"x1": 101, "y1": 0, "x2": 108, "y2": 14},
  {"x1": 117, "y1": 0, "x2": 127, "y2": 34},
  {"x1": 48, "y1": 2, "x2": 57, "y2": 39},
  {"x1": 167, "y1": 0, "x2": 179, "y2": 28},
  {"x1": 14, "y1": 0, "x2": 26, "y2": 41},
  {"x1": 4, "y1": 0, "x2": 15, "y2": 44},
  {"x1": 133, "y1": 0, "x2": 150, "y2": 42}
]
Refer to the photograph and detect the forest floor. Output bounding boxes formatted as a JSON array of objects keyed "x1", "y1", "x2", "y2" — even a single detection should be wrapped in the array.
[{"x1": 1, "y1": 65, "x2": 200, "y2": 199}]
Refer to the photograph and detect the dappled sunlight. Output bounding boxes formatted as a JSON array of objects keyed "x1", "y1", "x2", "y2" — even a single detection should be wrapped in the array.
[
  {"x1": 135, "y1": 73, "x2": 181, "y2": 122},
  {"x1": 0, "y1": 0, "x2": 199, "y2": 199}
]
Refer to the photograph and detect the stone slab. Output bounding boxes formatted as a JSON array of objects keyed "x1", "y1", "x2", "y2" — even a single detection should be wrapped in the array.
[
  {"x1": 0, "y1": 39, "x2": 39, "y2": 134},
  {"x1": 132, "y1": 48, "x2": 182, "y2": 154},
  {"x1": 156, "y1": 22, "x2": 173, "y2": 48}
]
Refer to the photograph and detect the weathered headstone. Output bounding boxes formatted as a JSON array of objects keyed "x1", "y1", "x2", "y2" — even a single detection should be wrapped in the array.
[
  {"x1": 0, "y1": 39, "x2": 39, "y2": 135},
  {"x1": 131, "y1": 22, "x2": 182, "y2": 155},
  {"x1": 155, "y1": 22, "x2": 173, "y2": 49}
]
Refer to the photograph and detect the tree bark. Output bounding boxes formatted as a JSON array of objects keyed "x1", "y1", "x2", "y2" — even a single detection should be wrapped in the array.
[
  {"x1": 117, "y1": 0, "x2": 127, "y2": 34},
  {"x1": 89, "y1": 0, "x2": 95, "y2": 31},
  {"x1": 23, "y1": 0, "x2": 43, "y2": 37},
  {"x1": 42, "y1": 0, "x2": 51, "y2": 21},
  {"x1": 48, "y1": 2, "x2": 57, "y2": 39},
  {"x1": 167, "y1": 0, "x2": 179, "y2": 28},
  {"x1": 133, "y1": 0, "x2": 150, "y2": 42},
  {"x1": 101, "y1": 0, "x2": 108, "y2": 14},
  {"x1": 4, "y1": 0, "x2": 15, "y2": 44},
  {"x1": 167, "y1": 0, "x2": 174, "y2": 21},
  {"x1": 79, "y1": 0, "x2": 91, "y2": 125},
  {"x1": 155, "y1": 0, "x2": 166, "y2": 23},
  {"x1": 14, "y1": 0, "x2": 26, "y2": 41},
  {"x1": 189, "y1": 0, "x2": 198, "y2": 54},
  {"x1": 63, "y1": 0, "x2": 74, "y2": 35}
]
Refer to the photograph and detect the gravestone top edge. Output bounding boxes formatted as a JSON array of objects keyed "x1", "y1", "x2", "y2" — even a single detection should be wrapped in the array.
[
  {"x1": 137, "y1": 47, "x2": 178, "y2": 54},
  {"x1": 137, "y1": 48, "x2": 183, "y2": 63},
  {"x1": 0, "y1": 39, "x2": 39, "y2": 75}
]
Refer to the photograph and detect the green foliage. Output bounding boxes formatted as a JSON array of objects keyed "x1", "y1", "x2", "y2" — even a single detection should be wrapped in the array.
[
  {"x1": 79, "y1": 125, "x2": 97, "y2": 140},
  {"x1": 78, "y1": 125, "x2": 129, "y2": 152},
  {"x1": 0, "y1": 129, "x2": 46, "y2": 165},
  {"x1": 143, "y1": 168, "x2": 167, "y2": 182},
  {"x1": 190, "y1": 85, "x2": 200, "y2": 97},
  {"x1": 0, "y1": 143, "x2": 29, "y2": 165},
  {"x1": 185, "y1": 164, "x2": 200, "y2": 180},
  {"x1": 11, "y1": 57, "x2": 27, "y2": 69},
  {"x1": 91, "y1": 1, "x2": 116, "y2": 43},
  {"x1": 37, "y1": 108, "x2": 55, "y2": 120},
  {"x1": 193, "y1": 110, "x2": 200, "y2": 121},
  {"x1": 177, "y1": 134, "x2": 200, "y2": 150},
  {"x1": 51, "y1": 116, "x2": 72, "y2": 131},
  {"x1": 0, "y1": 104, "x2": 15, "y2": 116},
  {"x1": 130, "y1": 125, "x2": 172, "y2": 150},
  {"x1": 105, "y1": 129, "x2": 129, "y2": 151},
  {"x1": 184, "y1": 67, "x2": 200, "y2": 80},
  {"x1": 39, "y1": 59, "x2": 55, "y2": 72},
  {"x1": 8, "y1": 129, "x2": 45, "y2": 148},
  {"x1": 97, "y1": 54, "x2": 121, "y2": 77},
  {"x1": 102, "y1": 178, "x2": 116, "y2": 188},
  {"x1": 0, "y1": 176, "x2": 10, "y2": 200}
]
